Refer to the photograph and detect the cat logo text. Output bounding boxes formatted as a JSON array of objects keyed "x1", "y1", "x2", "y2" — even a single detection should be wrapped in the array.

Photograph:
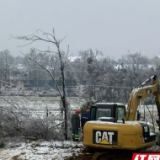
[{"x1": 93, "y1": 130, "x2": 117, "y2": 145}]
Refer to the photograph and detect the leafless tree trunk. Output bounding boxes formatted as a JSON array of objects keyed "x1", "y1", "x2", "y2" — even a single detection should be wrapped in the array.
[
  {"x1": 14, "y1": 29, "x2": 70, "y2": 140},
  {"x1": 146, "y1": 104, "x2": 156, "y2": 133}
]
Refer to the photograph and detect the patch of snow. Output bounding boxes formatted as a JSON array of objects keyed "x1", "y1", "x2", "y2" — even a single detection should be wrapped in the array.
[{"x1": 0, "y1": 141, "x2": 83, "y2": 160}]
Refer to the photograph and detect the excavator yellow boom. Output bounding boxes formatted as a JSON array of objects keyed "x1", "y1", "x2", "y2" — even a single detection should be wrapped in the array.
[{"x1": 125, "y1": 75, "x2": 160, "y2": 129}]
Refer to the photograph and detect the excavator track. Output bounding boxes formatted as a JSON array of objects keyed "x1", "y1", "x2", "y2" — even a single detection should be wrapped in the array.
[
  {"x1": 91, "y1": 152, "x2": 106, "y2": 160},
  {"x1": 92, "y1": 151, "x2": 132, "y2": 160},
  {"x1": 84, "y1": 147, "x2": 135, "y2": 160}
]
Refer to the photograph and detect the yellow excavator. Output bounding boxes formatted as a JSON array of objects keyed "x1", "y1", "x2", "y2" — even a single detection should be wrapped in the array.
[{"x1": 83, "y1": 75, "x2": 160, "y2": 150}]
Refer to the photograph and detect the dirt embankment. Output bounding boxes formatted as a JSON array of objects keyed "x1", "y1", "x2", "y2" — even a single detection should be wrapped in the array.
[{"x1": 65, "y1": 145, "x2": 160, "y2": 160}]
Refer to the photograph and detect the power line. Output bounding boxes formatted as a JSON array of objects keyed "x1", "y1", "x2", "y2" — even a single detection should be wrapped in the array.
[{"x1": 66, "y1": 85, "x2": 132, "y2": 89}]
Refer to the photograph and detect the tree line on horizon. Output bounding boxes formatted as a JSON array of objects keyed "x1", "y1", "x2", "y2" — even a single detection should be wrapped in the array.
[{"x1": 0, "y1": 48, "x2": 159, "y2": 103}]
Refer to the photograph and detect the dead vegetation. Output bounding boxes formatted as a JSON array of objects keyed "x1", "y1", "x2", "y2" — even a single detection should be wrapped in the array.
[{"x1": 0, "y1": 97, "x2": 66, "y2": 143}]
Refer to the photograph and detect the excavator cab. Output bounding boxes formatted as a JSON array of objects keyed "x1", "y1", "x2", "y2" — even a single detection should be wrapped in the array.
[{"x1": 90, "y1": 103, "x2": 126, "y2": 123}]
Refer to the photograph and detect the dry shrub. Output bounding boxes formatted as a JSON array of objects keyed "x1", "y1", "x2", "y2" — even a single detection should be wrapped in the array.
[
  {"x1": 23, "y1": 117, "x2": 65, "y2": 140},
  {"x1": 0, "y1": 105, "x2": 65, "y2": 141}
]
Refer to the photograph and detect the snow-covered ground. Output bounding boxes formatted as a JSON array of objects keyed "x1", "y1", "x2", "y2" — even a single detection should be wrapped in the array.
[
  {"x1": 0, "y1": 96, "x2": 85, "y2": 118},
  {"x1": 0, "y1": 96, "x2": 85, "y2": 110},
  {"x1": 1, "y1": 140, "x2": 160, "y2": 160},
  {"x1": 0, "y1": 140, "x2": 83, "y2": 160},
  {"x1": 0, "y1": 96, "x2": 85, "y2": 160}
]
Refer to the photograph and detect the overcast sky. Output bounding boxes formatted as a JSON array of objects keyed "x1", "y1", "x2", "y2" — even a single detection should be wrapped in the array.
[{"x1": 1, "y1": 0, "x2": 160, "y2": 59}]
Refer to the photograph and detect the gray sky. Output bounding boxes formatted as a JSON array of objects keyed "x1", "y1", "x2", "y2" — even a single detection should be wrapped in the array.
[{"x1": 1, "y1": 0, "x2": 160, "y2": 59}]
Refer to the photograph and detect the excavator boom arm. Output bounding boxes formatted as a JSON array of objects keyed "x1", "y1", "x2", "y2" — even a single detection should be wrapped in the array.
[{"x1": 125, "y1": 75, "x2": 160, "y2": 124}]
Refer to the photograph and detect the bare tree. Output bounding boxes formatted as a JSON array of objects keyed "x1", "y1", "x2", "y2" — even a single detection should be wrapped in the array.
[
  {"x1": 0, "y1": 50, "x2": 14, "y2": 84},
  {"x1": 14, "y1": 29, "x2": 70, "y2": 140}
]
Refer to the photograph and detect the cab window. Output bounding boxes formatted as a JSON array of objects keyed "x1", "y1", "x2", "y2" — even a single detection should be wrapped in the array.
[
  {"x1": 90, "y1": 108, "x2": 96, "y2": 120},
  {"x1": 96, "y1": 108, "x2": 111, "y2": 119},
  {"x1": 116, "y1": 107, "x2": 125, "y2": 120}
]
